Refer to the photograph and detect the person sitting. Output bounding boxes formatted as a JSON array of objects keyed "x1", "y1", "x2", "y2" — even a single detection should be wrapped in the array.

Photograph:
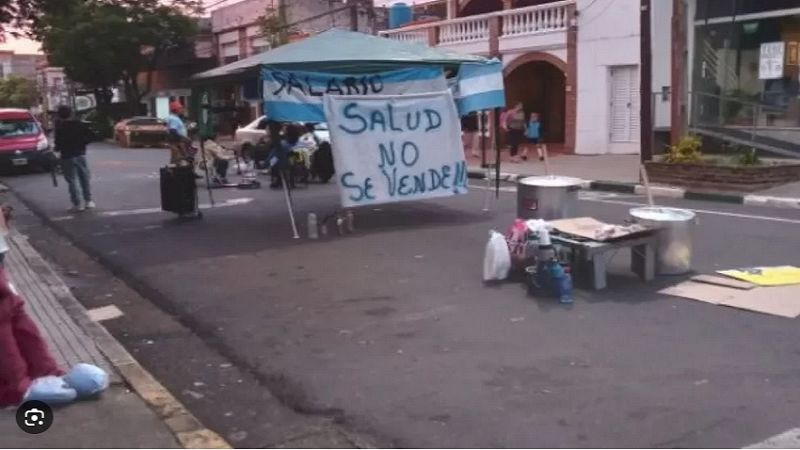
[
  {"x1": 0, "y1": 265, "x2": 65, "y2": 407},
  {"x1": 268, "y1": 124, "x2": 303, "y2": 189},
  {"x1": 196, "y1": 132, "x2": 233, "y2": 185}
]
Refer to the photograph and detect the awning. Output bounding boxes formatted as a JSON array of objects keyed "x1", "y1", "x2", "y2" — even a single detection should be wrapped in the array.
[{"x1": 191, "y1": 29, "x2": 489, "y2": 83}]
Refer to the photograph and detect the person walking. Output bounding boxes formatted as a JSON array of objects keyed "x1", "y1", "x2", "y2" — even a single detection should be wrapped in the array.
[
  {"x1": 526, "y1": 112, "x2": 545, "y2": 162},
  {"x1": 504, "y1": 102, "x2": 527, "y2": 162},
  {"x1": 54, "y1": 106, "x2": 95, "y2": 212}
]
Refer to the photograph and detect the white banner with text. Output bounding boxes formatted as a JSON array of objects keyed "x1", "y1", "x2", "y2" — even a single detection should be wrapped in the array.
[{"x1": 324, "y1": 91, "x2": 468, "y2": 208}]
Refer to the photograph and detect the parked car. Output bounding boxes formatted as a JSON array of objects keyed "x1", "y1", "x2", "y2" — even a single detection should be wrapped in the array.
[
  {"x1": 234, "y1": 116, "x2": 330, "y2": 155},
  {"x1": 114, "y1": 116, "x2": 169, "y2": 148},
  {"x1": 0, "y1": 108, "x2": 51, "y2": 172}
]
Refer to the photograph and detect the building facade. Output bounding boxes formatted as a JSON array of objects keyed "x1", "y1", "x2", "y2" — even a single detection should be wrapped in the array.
[
  {"x1": 380, "y1": 0, "x2": 647, "y2": 155},
  {"x1": 138, "y1": 18, "x2": 217, "y2": 118},
  {"x1": 208, "y1": 0, "x2": 377, "y2": 133},
  {"x1": 211, "y1": 0, "x2": 374, "y2": 66},
  {"x1": 0, "y1": 51, "x2": 45, "y2": 81}
]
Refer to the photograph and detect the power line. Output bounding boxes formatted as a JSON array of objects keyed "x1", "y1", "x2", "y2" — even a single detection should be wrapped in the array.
[{"x1": 205, "y1": 0, "x2": 238, "y2": 11}]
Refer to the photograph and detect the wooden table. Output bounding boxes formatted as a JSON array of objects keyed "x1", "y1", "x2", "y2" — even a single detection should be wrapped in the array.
[{"x1": 550, "y1": 231, "x2": 657, "y2": 290}]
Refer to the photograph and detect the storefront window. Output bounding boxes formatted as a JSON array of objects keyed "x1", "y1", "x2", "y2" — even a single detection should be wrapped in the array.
[{"x1": 693, "y1": 5, "x2": 800, "y2": 130}]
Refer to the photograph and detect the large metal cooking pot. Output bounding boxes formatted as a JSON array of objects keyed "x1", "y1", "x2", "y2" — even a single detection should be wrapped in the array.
[
  {"x1": 630, "y1": 207, "x2": 696, "y2": 275},
  {"x1": 517, "y1": 176, "x2": 582, "y2": 220}
]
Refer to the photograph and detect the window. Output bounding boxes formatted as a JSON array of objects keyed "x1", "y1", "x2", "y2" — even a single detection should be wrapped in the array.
[
  {"x1": 696, "y1": 0, "x2": 800, "y2": 21},
  {"x1": 0, "y1": 118, "x2": 39, "y2": 137},
  {"x1": 250, "y1": 36, "x2": 269, "y2": 55},
  {"x1": 693, "y1": 13, "x2": 800, "y2": 128}
]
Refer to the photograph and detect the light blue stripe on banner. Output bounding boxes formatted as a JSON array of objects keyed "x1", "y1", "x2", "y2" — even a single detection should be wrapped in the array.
[
  {"x1": 457, "y1": 90, "x2": 506, "y2": 116},
  {"x1": 458, "y1": 60, "x2": 503, "y2": 80},
  {"x1": 264, "y1": 101, "x2": 326, "y2": 123},
  {"x1": 263, "y1": 66, "x2": 444, "y2": 89}
]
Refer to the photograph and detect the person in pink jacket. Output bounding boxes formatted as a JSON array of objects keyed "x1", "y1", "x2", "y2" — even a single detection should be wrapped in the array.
[{"x1": 0, "y1": 266, "x2": 63, "y2": 407}]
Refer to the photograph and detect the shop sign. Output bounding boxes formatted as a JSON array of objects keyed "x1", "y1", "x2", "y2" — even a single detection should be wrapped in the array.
[{"x1": 759, "y1": 42, "x2": 785, "y2": 80}]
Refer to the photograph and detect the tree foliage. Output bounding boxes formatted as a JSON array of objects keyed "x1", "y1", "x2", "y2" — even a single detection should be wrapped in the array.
[
  {"x1": 0, "y1": 75, "x2": 38, "y2": 108},
  {"x1": 260, "y1": 2, "x2": 289, "y2": 49},
  {"x1": 0, "y1": 0, "x2": 201, "y2": 33},
  {"x1": 39, "y1": 0, "x2": 197, "y2": 115}
]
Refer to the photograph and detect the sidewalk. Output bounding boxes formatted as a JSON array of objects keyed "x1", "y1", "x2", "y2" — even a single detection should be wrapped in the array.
[
  {"x1": 0, "y1": 232, "x2": 221, "y2": 448},
  {"x1": 466, "y1": 152, "x2": 800, "y2": 209},
  {"x1": 466, "y1": 152, "x2": 640, "y2": 183}
]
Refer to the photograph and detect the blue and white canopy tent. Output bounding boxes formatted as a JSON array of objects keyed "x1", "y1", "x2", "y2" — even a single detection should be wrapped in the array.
[{"x1": 192, "y1": 29, "x2": 506, "y2": 234}]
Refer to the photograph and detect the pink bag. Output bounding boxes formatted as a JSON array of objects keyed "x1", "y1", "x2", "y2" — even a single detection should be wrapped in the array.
[{"x1": 504, "y1": 219, "x2": 528, "y2": 268}]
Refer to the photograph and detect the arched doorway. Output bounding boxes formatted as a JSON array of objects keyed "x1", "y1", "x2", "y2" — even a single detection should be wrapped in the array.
[{"x1": 504, "y1": 58, "x2": 566, "y2": 145}]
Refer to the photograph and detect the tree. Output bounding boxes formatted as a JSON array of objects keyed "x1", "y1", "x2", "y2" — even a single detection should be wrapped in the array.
[
  {"x1": 0, "y1": 0, "x2": 202, "y2": 34},
  {"x1": 260, "y1": 1, "x2": 289, "y2": 49},
  {"x1": 0, "y1": 75, "x2": 38, "y2": 108},
  {"x1": 40, "y1": 1, "x2": 197, "y2": 115}
]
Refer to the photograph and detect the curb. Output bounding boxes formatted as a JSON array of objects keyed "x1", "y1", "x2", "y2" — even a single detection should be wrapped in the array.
[
  {"x1": 7, "y1": 187, "x2": 378, "y2": 449},
  {"x1": 9, "y1": 232, "x2": 231, "y2": 449},
  {"x1": 467, "y1": 168, "x2": 800, "y2": 209}
]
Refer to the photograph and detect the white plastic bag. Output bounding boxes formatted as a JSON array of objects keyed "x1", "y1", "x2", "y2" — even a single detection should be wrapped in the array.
[
  {"x1": 64, "y1": 363, "x2": 109, "y2": 398},
  {"x1": 23, "y1": 376, "x2": 77, "y2": 404},
  {"x1": 483, "y1": 230, "x2": 511, "y2": 282}
]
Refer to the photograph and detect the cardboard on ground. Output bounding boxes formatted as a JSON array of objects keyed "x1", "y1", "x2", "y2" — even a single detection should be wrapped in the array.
[
  {"x1": 660, "y1": 281, "x2": 800, "y2": 318},
  {"x1": 549, "y1": 217, "x2": 648, "y2": 241},
  {"x1": 717, "y1": 266, "x2": 800, "y2": 287}
]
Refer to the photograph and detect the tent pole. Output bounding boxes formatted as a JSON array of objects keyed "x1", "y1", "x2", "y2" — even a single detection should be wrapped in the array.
[
  {"x1": 494, "y1": 107, "x2": 501, "y2": 199},
  {"x1": 199, "y1": 138, "x2": 216, "y2": 207},
  {"x1": 280, "y1": 170, "x2": 301, "y2": 239},
  {"x1": 480, "y1": 111, "x2": 487, "y2": 168}
]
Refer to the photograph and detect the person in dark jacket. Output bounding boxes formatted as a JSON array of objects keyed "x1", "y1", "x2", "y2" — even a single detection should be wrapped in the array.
[{"x1": 54, "y1": 106, "x2": 95, "y2": 212}]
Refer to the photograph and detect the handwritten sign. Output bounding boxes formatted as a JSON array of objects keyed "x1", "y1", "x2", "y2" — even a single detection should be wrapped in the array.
[
  {"x1": 263, "y1": 67, "x2": 446, "y2": 122},
  {"x1": 324, "y1": 91, "x2": 468, "y2": 208},
  {"x1": 760, "y1": 42, "x2": 785, "y2": 80}
]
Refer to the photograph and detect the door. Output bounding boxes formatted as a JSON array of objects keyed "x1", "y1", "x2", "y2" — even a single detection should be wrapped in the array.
[{"x1": 609, "y1": 65, "x2": 640, "y2": 143}]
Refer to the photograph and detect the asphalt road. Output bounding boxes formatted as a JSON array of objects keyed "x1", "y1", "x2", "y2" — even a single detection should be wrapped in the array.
[{"x1": 4, "y1": 143, "x2": 800, "y2": 448}]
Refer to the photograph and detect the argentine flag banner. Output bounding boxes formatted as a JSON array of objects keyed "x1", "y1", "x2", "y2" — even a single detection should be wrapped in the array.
[
  {"x1": 452, "y1": 60, "x2": 506, "y2": 116},
  {"x1": 262, "y1": 67, "x2": 447, "y2": 123}
]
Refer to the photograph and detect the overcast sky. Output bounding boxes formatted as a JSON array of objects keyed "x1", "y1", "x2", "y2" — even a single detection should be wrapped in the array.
[{"x1": 5, "y1": 0, "x2": 437, "y2": 53}]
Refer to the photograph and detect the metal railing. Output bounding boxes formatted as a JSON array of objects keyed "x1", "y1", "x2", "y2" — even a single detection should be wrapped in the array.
[
  {"x1": 378, "y1": 0, "x2": 574, "y2": 46},
  {"x1": 689, "y1": 91, "x2": 800, "y2": 156}
]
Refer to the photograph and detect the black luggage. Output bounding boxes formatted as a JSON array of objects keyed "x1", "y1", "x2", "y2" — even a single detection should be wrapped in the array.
[{"x1": 160, "y1": 165, "x2": 198, "y2": 215}]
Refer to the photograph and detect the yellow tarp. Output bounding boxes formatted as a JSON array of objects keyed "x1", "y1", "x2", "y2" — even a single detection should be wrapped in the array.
[{"x1": 718, "y1": 266, "x2": 800, "y2": 287}]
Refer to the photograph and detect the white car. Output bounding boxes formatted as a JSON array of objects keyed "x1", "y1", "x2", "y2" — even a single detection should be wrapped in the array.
[{"x1": 234, "y1": 116, "x2": 330, "y2": 154}]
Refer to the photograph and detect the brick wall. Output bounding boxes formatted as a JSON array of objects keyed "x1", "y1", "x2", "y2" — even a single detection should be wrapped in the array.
[{"x1": 646, "y1": 161, "x2": 800, "y2": 192}]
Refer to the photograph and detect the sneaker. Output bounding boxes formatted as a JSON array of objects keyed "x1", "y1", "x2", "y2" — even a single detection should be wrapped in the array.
[
  {"x1": 85, "y1": 201, "x2": 96, "y2": 209},
  {"x1": 68, "y1": 205, "x2": 84, "y2": 213}
]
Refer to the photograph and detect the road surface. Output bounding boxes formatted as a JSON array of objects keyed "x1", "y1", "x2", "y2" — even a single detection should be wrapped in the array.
[{"x1": 4, "y1": 143, "x2": 800, "y2": 448}]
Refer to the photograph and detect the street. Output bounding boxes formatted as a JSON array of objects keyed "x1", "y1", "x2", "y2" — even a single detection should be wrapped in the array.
[{"x1": 4, "y1": 142, "x2": 800, "y2": 448}]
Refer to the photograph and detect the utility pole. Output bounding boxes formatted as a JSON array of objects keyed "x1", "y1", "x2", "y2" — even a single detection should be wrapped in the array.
[
  {"x1": 639, "y1": 0, "x2": 653, "y2": 163},
  {"x1": 350, "y1": 0, "x2": 360, "y2": 32}
]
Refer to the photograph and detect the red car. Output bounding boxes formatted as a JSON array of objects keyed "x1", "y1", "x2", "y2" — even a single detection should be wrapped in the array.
[
  {"x1": 0, "y1": 109, "x2": 50, "y2": 171},
  {"x1": 114, "y1": 116, "x2": 169, "y2": 148}
]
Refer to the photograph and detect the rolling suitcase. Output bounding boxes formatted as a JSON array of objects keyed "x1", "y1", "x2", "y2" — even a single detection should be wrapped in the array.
[{"x1": 160, "y1": 165, "x2": 199, "y2": 216}]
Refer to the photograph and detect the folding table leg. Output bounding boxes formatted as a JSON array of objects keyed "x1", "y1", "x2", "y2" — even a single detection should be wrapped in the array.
[
  {"x1": 631, "y1": 243, "x2": 656, "y2": 282},
  {"x1": 592, "y1": 255, "x2": 607, "y2": 290}
]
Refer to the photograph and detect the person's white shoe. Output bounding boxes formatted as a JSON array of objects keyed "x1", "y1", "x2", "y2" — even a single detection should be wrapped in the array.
[
  {"x1": 85, "y1": 201, "x2": 96, "y2": 209},
  {"x1": 68, "y1": 205, "x2": 83, "y2": 213}
]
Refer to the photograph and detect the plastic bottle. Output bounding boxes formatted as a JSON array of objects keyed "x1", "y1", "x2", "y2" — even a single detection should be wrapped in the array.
[
  {"x1": 336, "y1": 216, "x2": 345, "y2": 235},
  {"x1": 346, "y1": 210, "x2": 355, "y2": 233},
  {"x1": 556, "y1": 264, "x2": 573, "y2": 304},
  {"x1": 307, "y1": 213, "x2": 319, "y2": 239}
]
